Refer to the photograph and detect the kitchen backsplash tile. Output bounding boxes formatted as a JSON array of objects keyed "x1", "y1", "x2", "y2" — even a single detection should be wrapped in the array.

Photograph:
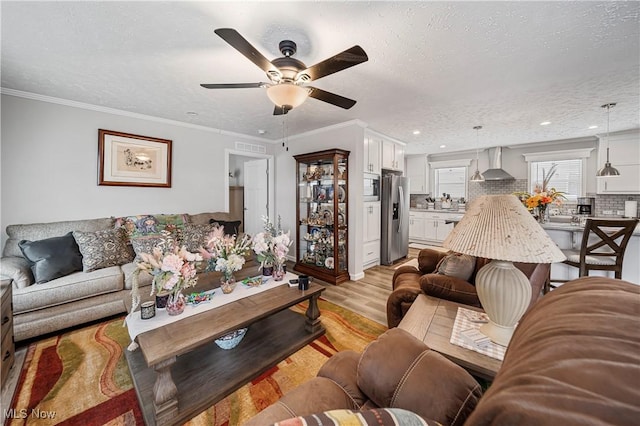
[
  {"x1": 595, "y1": 194, "x2": 640, "y2": 217},
  {"x1": 469, "y1": 179, "x2": 528, "y2": 201}
]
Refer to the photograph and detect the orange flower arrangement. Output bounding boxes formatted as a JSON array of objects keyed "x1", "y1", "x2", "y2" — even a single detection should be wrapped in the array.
[{"x1": 514, "y1": 164, "x2": 565, "y2": 220}]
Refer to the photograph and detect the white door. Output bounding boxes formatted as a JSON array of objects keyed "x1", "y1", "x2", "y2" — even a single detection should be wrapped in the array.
[{"x1": 244, "y1": 159, "x2": 269, "y2": 236}]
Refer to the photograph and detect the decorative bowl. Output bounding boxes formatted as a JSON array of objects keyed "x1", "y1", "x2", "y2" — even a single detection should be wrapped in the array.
[{"x1": 215, "y1": 328, "x2": 248, "y2": 350}]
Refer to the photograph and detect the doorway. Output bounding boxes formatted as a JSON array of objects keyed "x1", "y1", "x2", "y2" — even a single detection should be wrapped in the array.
[{"x1": 225, "y1": 149, "x2": 275, "y2": 236}]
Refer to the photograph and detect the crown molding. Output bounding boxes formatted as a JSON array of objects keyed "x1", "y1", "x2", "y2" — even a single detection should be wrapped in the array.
[{"x1": 0, "y1": 87, "x2": 273, "y2": 143}]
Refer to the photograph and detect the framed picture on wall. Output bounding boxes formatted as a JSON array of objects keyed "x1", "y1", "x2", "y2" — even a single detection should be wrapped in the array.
[{"x1": 98, "y1": 129, "x2": 172, "y2": 187}]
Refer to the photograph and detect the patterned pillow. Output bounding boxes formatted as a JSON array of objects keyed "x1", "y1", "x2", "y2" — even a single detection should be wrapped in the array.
[
  {"x1": 73, "y1": 228, "x2": 134, "y2": 272},
  {"x1": 436, "y1": 252, "x2": 476, "y2": 281},
  {"x1": 272, "y1": 408, "x2": 432, "y2": 426},
  {"x1": 114, "y1": 214, "x2": 188, "y2": 240},
  {"x1": 180, "y1": 223, "x2": 216, "y2": 252},
  {"x1": 130, "y1": 236, "x2": 167, "y2": 260}
]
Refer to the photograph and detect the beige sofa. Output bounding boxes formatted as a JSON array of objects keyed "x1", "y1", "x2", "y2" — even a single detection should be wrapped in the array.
[{"x1": 0, "y1": 212, "x2": 242, "y2": 342}]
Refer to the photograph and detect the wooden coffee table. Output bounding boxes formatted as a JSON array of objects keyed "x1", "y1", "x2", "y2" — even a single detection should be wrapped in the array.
[
  {"x1": 124, "y1": 279, "x2": 325, "y2": 426},
  {"x1": 398, "y1": 294, "x2": 502, "y2": 381}
]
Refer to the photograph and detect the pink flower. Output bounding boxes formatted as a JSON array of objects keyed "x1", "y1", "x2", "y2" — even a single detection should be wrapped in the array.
[{"x1": 161, "y1": 253, "x2": 183, "y2": 274}]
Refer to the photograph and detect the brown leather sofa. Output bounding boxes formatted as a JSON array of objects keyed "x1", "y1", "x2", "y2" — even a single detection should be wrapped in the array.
[
  {"x1": 244, "y1": 327, "x2": 483, "y2": 426},
  {"x1": 387, "y1": 248, "x2": 550, "y2": 328},
  {"x1": 245, "y1": 277, "x2": 640, "y2": 425}
]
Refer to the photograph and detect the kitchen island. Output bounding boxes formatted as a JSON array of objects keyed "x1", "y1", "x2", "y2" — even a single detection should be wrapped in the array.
[{"x1": 541, "y1": 219, "x2": 640, "y2": 285}]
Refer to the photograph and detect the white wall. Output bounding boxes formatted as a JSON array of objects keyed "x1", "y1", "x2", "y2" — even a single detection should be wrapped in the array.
[
  {"x1": 0, "y1": 94, "x2": 273, "y2": 244},
  {"x1": 427, "y1": 137, "x2": 600, "y2": 194}
]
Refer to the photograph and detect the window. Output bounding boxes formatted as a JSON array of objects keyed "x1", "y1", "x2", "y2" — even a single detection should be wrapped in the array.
[
  {"x1": 529, "y1": 159, "x2": 582, "y2": 202},
  {"x1": 434, "y1": 167, "x2": 467, "y2": 199},
  {"x1": 523, "y1": 148, "x2": 594, "y2": 204}
]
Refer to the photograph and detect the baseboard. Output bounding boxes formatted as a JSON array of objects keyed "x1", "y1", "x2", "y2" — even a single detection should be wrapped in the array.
[{"x1": 350, "y1": 271, "x2": 365, "y2": 281}]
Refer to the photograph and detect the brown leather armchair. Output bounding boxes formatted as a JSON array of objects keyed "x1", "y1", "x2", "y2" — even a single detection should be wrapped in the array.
[
  {"x1": 387, "y1": 249, "x2": 550, "y2": 328},
  {"x1": 244, "y1": 327, "x2": 483, "y2": 426}
]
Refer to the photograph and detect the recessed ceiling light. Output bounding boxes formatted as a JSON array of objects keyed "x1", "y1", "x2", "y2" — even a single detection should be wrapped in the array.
[
  {"x1": 540, "y1": 121, "x2": 551, "y2": 126},
  {"x1": 186, "y1": 111, "x2": 198, "y2": 116},
  {"x1": 413, "y1": 130, "x2": 421, "y2": 135},
  {"x1": 588, "y1": 125, "x2": 598, "y2": 129},
  {"x1": 439, "y1": 144, "x2": 446, "y2": 149},
  {"x1": 258, "y1": 129, "x2": 266, "y2": 135}
]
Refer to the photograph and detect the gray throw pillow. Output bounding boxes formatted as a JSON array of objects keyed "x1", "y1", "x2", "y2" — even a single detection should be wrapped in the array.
[
  {"x1": 18, "y1": 232, "x2": 83, "y2": 283},
  {"x1": 73, "y1": 228, "x2": 134, "y2": 272},
  {"x1": 209, "y1": 219, "x2": 241, "y2": 236},
  {"x1": 436, "y1": 252, "x2": 477, "y2": 281}
]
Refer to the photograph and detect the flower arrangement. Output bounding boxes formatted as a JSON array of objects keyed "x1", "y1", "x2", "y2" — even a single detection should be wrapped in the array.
[
  {"x1": 252, "y1": 215, "x2": 292, "y2": 269},
  {"x1": 514, "y1": 163, "x2": 566, "y2": 221},
  {"x1": 131, "y1": 231, "x2": 203, "y2": 314},
  {"x1": 199, "y1": 224, "x2": 252, "y2": 280}
]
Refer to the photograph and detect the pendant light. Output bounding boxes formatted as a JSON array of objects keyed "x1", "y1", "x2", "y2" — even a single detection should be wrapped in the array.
[
  {"x1": 470, "y1": 125, "x2": 485, "y2": 182},
  {"x1": 596, "y1": 103, "x2": 620, "y2": 177}
]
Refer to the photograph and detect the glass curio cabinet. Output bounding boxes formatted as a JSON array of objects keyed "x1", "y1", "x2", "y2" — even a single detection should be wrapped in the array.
[{"x1": 294, "y1": 149, "x2": 349, "y2": 285}]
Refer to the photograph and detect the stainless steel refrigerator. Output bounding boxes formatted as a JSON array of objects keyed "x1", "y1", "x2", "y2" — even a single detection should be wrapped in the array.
[{"x1": 381, "y1": 174, "x2": 409, "y2": 265}]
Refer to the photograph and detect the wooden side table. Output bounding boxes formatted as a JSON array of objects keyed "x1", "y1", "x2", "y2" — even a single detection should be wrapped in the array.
[
  {"x1": 398, "y1": 294, "x2": 501, "y2": 381},
  {"x1": 1, "y1": 279, "x2": 15, "y2": 390}
]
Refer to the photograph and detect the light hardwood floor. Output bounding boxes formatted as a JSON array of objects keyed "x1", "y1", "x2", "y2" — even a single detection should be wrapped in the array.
[{"x1": 300, "y1": 247, "x2": 421, "y2": 326}]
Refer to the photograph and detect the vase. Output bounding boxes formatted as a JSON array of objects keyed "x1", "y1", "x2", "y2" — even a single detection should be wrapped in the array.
[
  {"x1": 166, "y1": 291, "x2": 185, "y2": 316},
  {"x1": 155, "y1": 291, "x2": 170, "y2": 309},
  {"x1": 537, "y1": 206, "x2": 549, "y2": 224},
  {"x1": 272, "y1": 263, "x2": 285, "y2": 281},
  {"x1": 262, "y1": 264, "x2": 274, "y2": 277},
  {"x1": 220, "y1": 272, "x2": 237, "y2": 294}
]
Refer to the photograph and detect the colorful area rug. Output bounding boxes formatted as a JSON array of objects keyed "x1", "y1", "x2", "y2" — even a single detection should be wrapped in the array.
[{"x1": 8, "y1": 299, "x2": 387, "y2": 425}]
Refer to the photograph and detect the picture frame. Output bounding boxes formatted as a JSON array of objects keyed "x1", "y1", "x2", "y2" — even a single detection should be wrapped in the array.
[{"x1": 98, "y1": 129, "x2": 172, "y2": 187}]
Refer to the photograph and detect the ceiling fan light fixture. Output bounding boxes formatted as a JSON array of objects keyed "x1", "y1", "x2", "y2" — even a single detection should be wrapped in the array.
[{"x1": 266, "y1": 83, "x2": 310, "y2": 109}]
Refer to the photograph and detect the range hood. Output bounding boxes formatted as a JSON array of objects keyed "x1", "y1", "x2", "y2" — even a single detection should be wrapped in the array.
[{"x1": 482, "y1": 147, "x2": 515, "y2": 181}]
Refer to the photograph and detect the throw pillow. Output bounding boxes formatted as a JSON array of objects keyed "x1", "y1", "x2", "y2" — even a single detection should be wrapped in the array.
[
  {"x1": 273, "y1": 408, "x2": 429, "y2": 426},
  {"x1": 18, "y1": 232, "x2": 83, "y2": 284},
  {"x1": 180, "y1": 223, "x2": 216, "y2": 252},
  {"x1": 436, "y1": 252, "x2": 476, "y2": 281},
  {"x1": 130, "y1": 235, "x2": 170, "y2": 260},
  {"x1": 73, "y1": 228, "x2": 134, "y2": 272},
  {"x1": 115, "y1": 213, "x2": 188, "y2": 240},
  {"x1": 209, "y1": 219, "x2": 242, "y2": 236}
]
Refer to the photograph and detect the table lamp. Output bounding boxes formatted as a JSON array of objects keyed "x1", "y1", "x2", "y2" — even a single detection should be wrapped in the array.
[{"x1": 443, "y1": 195, "x2": 566, "y2": 346}]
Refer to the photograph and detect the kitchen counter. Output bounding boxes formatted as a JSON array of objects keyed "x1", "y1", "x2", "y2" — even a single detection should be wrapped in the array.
[
  {"x1": 410, "y1": 208, "x2": 465, "y2": 213},
  {"x1": 541, "y1": 218, "x2": 640, "y2": 236}
]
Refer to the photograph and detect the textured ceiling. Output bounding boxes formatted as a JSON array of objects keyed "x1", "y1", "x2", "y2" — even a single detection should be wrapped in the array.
[{"x1": 2, "y1": 1, "x2": 639, "y2": 154}]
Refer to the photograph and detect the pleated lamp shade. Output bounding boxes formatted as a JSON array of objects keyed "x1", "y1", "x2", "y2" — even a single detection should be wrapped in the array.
[{"x1": 443, "y1": 194, "x2": 566, "y2": 264}]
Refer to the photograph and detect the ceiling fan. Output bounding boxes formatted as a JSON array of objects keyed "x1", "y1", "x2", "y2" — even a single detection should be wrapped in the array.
[{"x1": 201, "y1": 28, "x2": 368, "y2": 115}]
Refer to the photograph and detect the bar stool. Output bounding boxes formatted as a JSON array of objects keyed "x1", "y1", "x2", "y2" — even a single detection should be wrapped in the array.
[{"x1": 546, "y1": 218, "x2": 638, "y2": 293}]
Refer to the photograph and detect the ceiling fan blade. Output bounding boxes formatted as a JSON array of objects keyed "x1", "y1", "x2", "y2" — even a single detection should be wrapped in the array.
[
  {"x1": 298, "y1": 46, "x2": 368, "y2": 81},
  {"x1": 214, "y1": 28, "x2": 280, "y2": 76},
  {"x1": 200, "y1": 83, "x2": 268, "y2": 89},
  {"x1": 308, "y1": 87, "x2": 357, "y2": 109},
  {"x1": 273, "y1": 105, "x2": 291, "y2": 115}
]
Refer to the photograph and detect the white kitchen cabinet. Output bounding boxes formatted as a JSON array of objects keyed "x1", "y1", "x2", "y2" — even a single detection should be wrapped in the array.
[
  {"x1": 406, "y1": 155, "x2": 428, "y2": 194},
  {"x1": 596, "y1": 130, "x2": 640, "y2": 194},
  {"x1": 363, "y1": 202, "x2": 381, "y2": 268},
  {"x1": 409, "y1": 212, "x2": 425, "y2": 241},
  {"x1": 363, "y1": 136, "x2": 381, "y2": 174},
  {"x1": 409, "y1": 211, "x2": 456, "y2": 244},
  {"x1": 363, "y1": 202, "x2": 381, "y2": 242},
  {"x1": 382, "y1": 139, "x2": 405, "y2": 172}
]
